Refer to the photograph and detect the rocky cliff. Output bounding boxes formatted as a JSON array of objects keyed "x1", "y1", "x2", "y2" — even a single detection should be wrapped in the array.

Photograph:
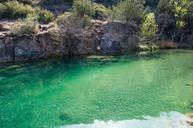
[{"x1": 0, "y1": 20, "x2": 139, "y2": 63}]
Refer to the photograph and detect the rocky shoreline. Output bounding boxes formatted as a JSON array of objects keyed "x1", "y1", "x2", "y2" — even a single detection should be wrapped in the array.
[
  {"x1": 0, "y1": 20, "x2": 192, "y2": 64},
  {"x1": 0, "y1": 20, "x2": 138, "y2": 63}
]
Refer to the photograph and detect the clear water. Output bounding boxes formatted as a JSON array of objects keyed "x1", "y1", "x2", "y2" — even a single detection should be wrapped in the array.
[{"x1": 0, "y1": 50, "x2": 193, "y2": 128}]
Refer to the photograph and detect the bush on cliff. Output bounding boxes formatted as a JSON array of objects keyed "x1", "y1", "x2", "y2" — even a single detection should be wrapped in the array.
[
  {"x1": 92, "y1": 3, "x2": 110, "y2": 19},
  {"x1": 72, "y1": 0, "x2": 110, "y2": 19},
  {"x1": 72, "y1": 0, "x2": 94, "y2": 17},
  {"x1": 141, "y1": 13, "x2": 158, "y2": 40},
  {"x1": 0, "y1": 1, "x2": 34, "y2": 19},
  {"x1": 111, "y1": 0, "x2": 145, "y2": 24},
  {"x1": 35, "y1": 7, "x2": 54, "y2": 23},
  {"x1": 54, "y1": 12, "x2": 72, "y2": 25},
  {"x1": 55, "y1": 12, "x2": 91, "y2": 27},
  {"x1": 11, "y1": 14, "x2": 39, "y2": 34},
  {"x1": 54, "y1": 0, "x2": 95, "y2": 27},
  {"x1": 0, "y1": 1, "x2": 54, "y2": 23}
]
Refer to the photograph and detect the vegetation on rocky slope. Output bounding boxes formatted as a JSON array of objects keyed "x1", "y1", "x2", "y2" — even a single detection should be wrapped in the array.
[
  {"x1": 111, "y1": 0, "x2": 145, "y2": 24},
  {"x1": 0, "y1": 0, "x2": 192, "y2": 46},
  {"x1": 141, "y1": 13, "x2": 158, "y2": 40},
  {"x1": 0, "y1": 1, "x2": 54, "y2": 23}
]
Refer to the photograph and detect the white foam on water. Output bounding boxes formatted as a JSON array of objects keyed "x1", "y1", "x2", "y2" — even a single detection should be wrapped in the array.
[{"x1": 56, "y1": 112, "x2": 193, "y2": 128}]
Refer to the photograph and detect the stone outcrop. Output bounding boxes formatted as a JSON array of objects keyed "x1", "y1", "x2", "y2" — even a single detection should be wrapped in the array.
[
  {"x1": 0, "y1": 19, "x2": 192, "y2": 64},
  {"x1": 156, "y1": 13, "x2": 176, "y2": 40},
  {"x1": 0, "y1": 20, "x2": 140, "y2": 63},
  {"x1": 99, "y1": 21, "x2": 139, "y2": 54}
]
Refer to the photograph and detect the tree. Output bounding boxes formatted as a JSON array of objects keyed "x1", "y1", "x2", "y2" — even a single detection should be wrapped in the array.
[
  {"x1": 171, "y1": 0, "x2": 193, "y2": 31},
  {"x1": 157, "y1": 0, "x2": 175, "y2": 15},
  {"x1": 141, "y1": 13, "x2": 158, "y2": 40},
  {"x1": 111, "y1": 0, "x2": 145, "y2": 24},
  {"x1": 157, "y1": 0, "x2": 193, "y2": 29},
  {"x1": 184, "y1": 1, "x2": 193, "y2": 32}
]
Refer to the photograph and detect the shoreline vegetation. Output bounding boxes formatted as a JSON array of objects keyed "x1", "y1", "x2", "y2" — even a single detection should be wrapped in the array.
[{"x1": 0, "y1": 1, "x2": 192, "y2": 54}]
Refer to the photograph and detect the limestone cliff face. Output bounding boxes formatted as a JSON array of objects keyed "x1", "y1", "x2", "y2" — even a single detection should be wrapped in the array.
[
  {"x1": 100, "y1": 21, "x2": 139, "y2": 54},
  {"x1": 0, "y1": 21, "x2": 139, "y2": 63}
]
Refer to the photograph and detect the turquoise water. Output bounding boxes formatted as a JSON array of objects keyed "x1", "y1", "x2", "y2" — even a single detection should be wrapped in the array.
[{"x1": 0, "y1": 50, "x2": 193, "y2": 128}]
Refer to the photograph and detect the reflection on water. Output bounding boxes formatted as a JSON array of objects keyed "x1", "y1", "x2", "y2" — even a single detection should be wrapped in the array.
[{"x1": 62, "y1": 112, "x2": 193, "y2": 128}]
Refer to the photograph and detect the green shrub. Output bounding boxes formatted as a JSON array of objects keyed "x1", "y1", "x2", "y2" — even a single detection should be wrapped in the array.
[
  {"x1": 54, "y1": 0, "x2": 94, "y2": 27},
  {"x1": 82, "y1": 14, "x2": 92, "y2": 26},
  {"x1": 11, "y1": 15, "x2": 39, "y2": 34},
  {"x1": 72, "y1": 0, "x2": 94, "y2": 17},
  {"x1": 55, "y1": 12, "x2": 91, "y2": 27},
  {"x1": 0, "y1": 1, "x2": 34, "y2": 19},
  {"x1": 92, "y1": 3, "x2": 110, "y2": 19},
  {"x1": 72, "y1": 1, "x2": 110, "y2": 19},
  {"x1": 0, "y1": 1, "x2": 54, "y2": 23},
  {"x1": 0, "y1": 3, "x2": 6, "y2": 17},
  {"x1": 141, "y1": 13, "x2": 158, "y2": 40},
  {"x1": 35, "y1": 8, "x2": 54, "y2": 23},
  {"x1": 111, "y1": 0, "x2": 145, "y2": 24},
  {"x1": 54, "y1": 12, "x2": 74, "y2": 25}
]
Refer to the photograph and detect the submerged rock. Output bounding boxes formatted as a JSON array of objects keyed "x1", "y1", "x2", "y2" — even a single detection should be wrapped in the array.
[
  {"x1": 186, "y1": 83, "x2": 193, "y2": 87},
  {"x1": 59, "y1": 112, "x2": 72, "y2": 121}
]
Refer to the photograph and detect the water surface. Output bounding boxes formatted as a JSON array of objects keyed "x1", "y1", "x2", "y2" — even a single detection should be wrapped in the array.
[{"x1": 0, "y1": 50, "x2": 193, "y2": 128}]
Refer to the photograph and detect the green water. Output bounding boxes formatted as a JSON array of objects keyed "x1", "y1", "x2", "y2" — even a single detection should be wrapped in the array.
[{"x1": 0, "y1": 50, "x2": 193, "y2": 128}]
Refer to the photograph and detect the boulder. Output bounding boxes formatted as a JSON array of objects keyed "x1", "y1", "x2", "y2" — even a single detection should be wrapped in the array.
[{"x1": 64, "y1": 28, "x2": 98, "y2": 55}]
